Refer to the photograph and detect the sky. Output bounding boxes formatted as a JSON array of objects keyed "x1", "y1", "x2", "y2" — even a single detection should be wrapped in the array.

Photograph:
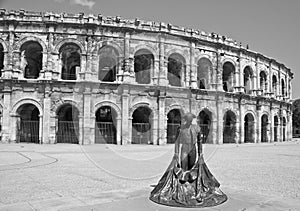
[{"x1": 0, "y1": 0, "x2": 299, "y2": 99}]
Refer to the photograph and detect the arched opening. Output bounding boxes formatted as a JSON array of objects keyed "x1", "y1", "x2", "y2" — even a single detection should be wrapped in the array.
[
  {"x1": 260, "y1": 71, "x2": 268, "y2": 94},
  {"x1": 282, "y1": 117, "x2": 286, "y2": 142},
  {"x1": 16, "y1": 103, "x2": 40, "y2": 143},
  {"x1": 198, "y1": 110, "x2": 212, "y2": 144},
  {"x1": 274, "y1": 116, "x2": 279, "y2": 142},
  {"x1": 244, "y1": 113, "x2": 255, "y2": 143},
  {"x1": 197, "y1": 58, "x2": 212, "y2": 89},
  {"x1": 56, "y1": 104, "x2": 79, "y2": 144},
  {"x1": 98, "y1": 46, "x2": 118, "y2": 82},
  {"x1": 244, "y1": 66, "x2": 253, "y2": 94},
  {"x1": 223, "y1": 110, "x2": 236, "y2": 143},
  {"x1": 134, "y1": 49, "x2": 154, "y2": 84},
  {"x1": 272, "y1": 75, "x2": 278, "y2": 96},
  {"x1": 20, "y1": 41, "x2": 42, "y2": 79},
  {"x1": 95, "y1": 106, "x2": 117, "y2": 144},
  {"x1": 222, "y1": 62, "x2": 235, "y2": 92},
  {"x1": 132, "y1": 106, "x2": 152, "y2": 144},
  {"x1": 0, "y1": 44, "x2": 4, "y2": 77},
  {"x1": 168, "y1": 53, "x2": 185, "y2": 87},
  {"x1": 60, "y1": 43, "x2": 81, "y2": 80},
  {"x1": 167, "y1": 109, "x2": 181, "y2": 144},
  {"x1": 281, "y1": 79, "x2": 286, "y2": 97},
  {"x1": 261, "y1": 114, "x2": 268, "y2": 142}
]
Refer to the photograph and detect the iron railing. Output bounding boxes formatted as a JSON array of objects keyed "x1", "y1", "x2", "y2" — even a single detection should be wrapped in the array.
[
  {"x1": 56, "y1": 121, "x2": 79, "y2": 144},
  {"x1": 95, "y1": 122, "x2": 116, "y2": 144},
  {"x1": 132, "y1": 123, "x2": 151, "y2": 144},
  {"x1": 17, "y1": 120, "x2": 39, "y2": 143},
  {"x1": 167, "y1": 123, "x2": 180, "y2": 143},
  {"x1": 223, "y1": 125, "x2": 236, "y2": 143}
]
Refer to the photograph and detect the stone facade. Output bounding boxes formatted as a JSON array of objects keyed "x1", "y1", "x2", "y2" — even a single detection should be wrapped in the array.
[{"x1": 0, "y1": 9, "x2": 293, "y2": 144}]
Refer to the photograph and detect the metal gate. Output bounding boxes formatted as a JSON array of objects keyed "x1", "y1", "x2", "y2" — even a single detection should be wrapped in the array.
[
  {"x1": 17, "y1": 120, "x2": 39, "y2": 143},
  {"x1": 95, "y1": 122, "x2": 116, "y2": 144},
  {"x1": 132, "y1": 123, "x2": 151, "y2": 144},
  {"x1": 200, "y1": 124, "x2": 210, "y2": 143},
  {"x1": 223, "y1": 125, "x2": 235, "y2": 143},
  {"x1": 56, "y1": 121, "x2": 79, "y2": 144},
  {"x1": 167, "y1": 123, "x2": 180, "y2": 143},
  {"x1": 245, "y1": 123, "x2": 255, "y2": 143}
]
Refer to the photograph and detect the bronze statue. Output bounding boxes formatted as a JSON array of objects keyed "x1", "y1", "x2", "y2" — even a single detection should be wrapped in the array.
[{"x1": 150, "y1": 112, "x2": 227, "y2": 208}]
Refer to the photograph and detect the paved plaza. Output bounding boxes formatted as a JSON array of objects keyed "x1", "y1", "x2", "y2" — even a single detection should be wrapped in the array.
[{"x1": 0, "y1": 140, "x2": 300, "y2": 210}]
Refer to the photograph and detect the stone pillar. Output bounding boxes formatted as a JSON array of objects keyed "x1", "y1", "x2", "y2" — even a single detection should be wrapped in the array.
[
  {"x1": 10, "y1": 114, "x2": 19, "y2": 142},
  {"x1": 158, "y1": 94, "x2": 166, "y2": 145},
  {"x1": 152, "y1": 59, "x2": 160, "y2": 85},
  {"x1": 189, "y1": 42, "x2": 197, "y2": 88},
  {"x1": 152, "y1": 114, "x2": 158, "y2": 145},
  {"x1": 239, "y1": 103, "x2": 244, "y2": 144},
  {"x1": 78, "y1": 116, "x2": 83, "y2": 144},
  {"x1": 216, "y1": 51, "x2": 223, "y2": 91},
  {"x1": 80, "y1": 54, "x2": 87, "y2": 80},
  {"x1": 83, "y1": 88, "x2": 92, "y2": 144},
  {"x1": 116, "y1": 117, "x2": 121, "y2": 145},
  {"x1": 269, "y1": 109, "x2": 274, "y2": 143},
  {"x1": 123, "y1": 32, "x2": 134, "y2": 83},
  {"x1": 121, "y1": 87, "x2": 130, "y2": 144},
  {"x1": 239, "y1": 54, "x2": 244, "y2": 93},
  {"x1": 158, "y1": 35, "x2": 168, "y2": 86},
  {"x1": 269, "y1": 61, "x2": 273, "y2": 95},
  {"x1": 128, "y1": 117, "x2": 132, "y2": 144},
  {"x1": 211, "y1": 120, "x2": 218, "y2": 144},
  {"x1": 39, "y1": 115, "x2": 43, "y2": 144},
  {"x1": 216, "y1": 95, "x2": 223, "y2": 144},
  {"x1": 42, "y1": 91, "x2": 51, "y2": 143},
  {"x1": 1, "y1": 85, "x2": 11, "y2": 142},
  {"x1": 90, "y1": 116, "x2": 95, "y2": 144},
  {"x1": 256, "y1": 111, "x2": 261, "y2": 143}
]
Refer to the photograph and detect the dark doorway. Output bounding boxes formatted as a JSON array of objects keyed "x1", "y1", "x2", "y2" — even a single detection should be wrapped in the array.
[
  {"x1": 56, "y1": 104, "x2": 79, "y2": 144},
  {"x1": 95, "y1": 106, "x2": 117, "y2": 144},
  {"x1": 198, "y1": 110, "x2": 212, "y2": 143},
  {"x1": 223, "y1": 111, "x2": 236, "y2": 143},
  {"x1": 244, "y1": 113, "x2": 255, "y2": 143},
  {"x1": 16, "y1": 104, "x2": 40, "y2": 143},
  {"x1": 132, "y1": 107, "x2": 152, "y2": 144},
  {"x1": 167, "y1": 109, "x2": 181, "y2": 144}
]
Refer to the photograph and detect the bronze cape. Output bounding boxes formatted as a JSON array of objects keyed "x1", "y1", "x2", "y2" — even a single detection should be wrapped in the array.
[{"x1": 149, "y1": 126, "x2": 227, "y2": 208}]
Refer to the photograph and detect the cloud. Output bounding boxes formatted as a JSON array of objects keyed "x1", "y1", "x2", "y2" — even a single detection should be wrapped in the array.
[{"x1": 55, "y1": 0, "x2": 95, "y2": 9}]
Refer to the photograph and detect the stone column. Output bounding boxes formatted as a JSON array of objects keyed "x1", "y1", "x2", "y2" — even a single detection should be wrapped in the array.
[
  {"x1": 211, "y1": 120, "x2": 218, "y2": 144},
  {"x1": 190, "y1": 42, "x2": 197, "y2": 88},
  {"x1": 152, "y1": 114, "x2": 158, "y2": 145},
  {"x1": 216, "y1": 51, "x2": 223, "y2": 91},
  {"x1": 239, "y1": 103, "x2": 244, "y2": 144},
  {"x1": 121, "y1": 87, "x2": 130, "y2": 144},
  {"x1": 152, "y1": 59, "x2": 160, "y2": 85},
  {"x1": 42, "y1": 90, "x2": 51, "y2": 143},
  {"x1": 239, "y1": 54, "x2": 244, "y2": 93},
  {"x1": 256, "y1": 111, "x2": 261, "y2": 143},
  {"x1": 80, "y1": 54, "x2": 87, "y2": 80},
  {"x1": 269, "y1": 61, "x2": 273, "y2": 95},
  {"x1": 123, "y1": 32, "x2": 134, "y2": 83},
  {"x1": 116, "y1": 117, "x2": 121, "y2": 145},
  {"x1": 90, "y1": 116, "x2": 96, "y2": 144},
  {"x1": 158, "y1": 94, "x2": 166, "y2": 145},
  {"x1": 1, "y1": 85, "x2": 11, "y2": 142},
  {"x1": 10, "y1": 114, "x2": 19, "y2": 142},
  {"x1": 39, "y1": 115, "x2": 43, "y2": 144},
  {"x1": 158, "y1": 35, "x2": 168, "y2": 86},
  {"x1": 216, "y1": 95, "x2": 223, "y2": 144},
  {"x1": 78, "y1": 115, "x2": 83, "y2": 144},
  {"x1": 83, "y1": 88, "x2": 92, "y2": 144}
]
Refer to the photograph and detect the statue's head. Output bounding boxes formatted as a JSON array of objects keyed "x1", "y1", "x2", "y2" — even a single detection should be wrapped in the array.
[{"x1": 183, "y1": 112, "x2": 196, "y2": 125}]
